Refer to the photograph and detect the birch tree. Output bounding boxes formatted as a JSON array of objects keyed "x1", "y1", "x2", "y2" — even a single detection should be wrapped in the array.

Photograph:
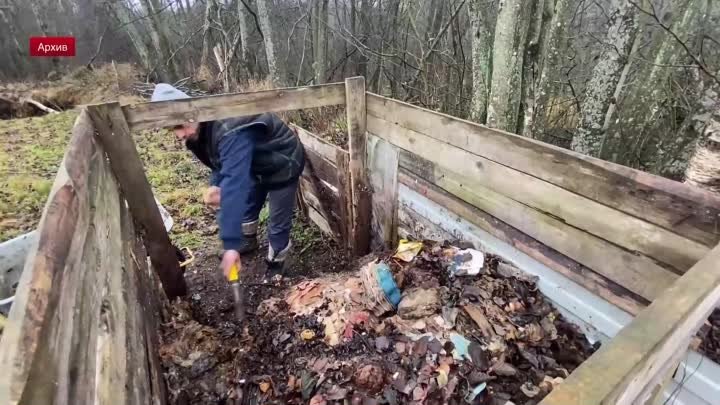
[
  {"x1": 572, "y1": 1, "x2": 639, "y2": 156},
  {"x1": 487, "y1": 0, "x2": 535, "y2": 132},
  {"x1": 256, "y1": 0, "x2": 283, "y2": 85},
  {"x1": 468, "y1": 0, "x2": 494, "y2": 123}
]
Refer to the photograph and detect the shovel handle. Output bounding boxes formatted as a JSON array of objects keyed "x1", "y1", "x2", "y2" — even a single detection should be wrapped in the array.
[{"x1": 228, "y1": 263, "x2": 240, "y2": 282}]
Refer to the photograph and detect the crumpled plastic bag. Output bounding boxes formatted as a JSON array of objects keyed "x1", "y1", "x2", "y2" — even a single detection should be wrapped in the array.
[
  {"x1": 393, "y1": 239, "x2": 423, "y2": 262},
  {"x1": 443, "y1": 247, "x2": 485, "y2": 276}
]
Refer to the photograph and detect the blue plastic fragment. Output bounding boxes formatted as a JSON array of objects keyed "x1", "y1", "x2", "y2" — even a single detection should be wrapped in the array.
[
  {"x1": 375, "y1": 263, "x2": 401, "y2": 308},
  {"x1": 464, "y1": 382, "x2": 487, "y2": 403}
]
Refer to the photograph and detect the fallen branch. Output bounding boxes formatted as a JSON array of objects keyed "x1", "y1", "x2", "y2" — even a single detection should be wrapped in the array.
[{"x1": 23, "y1": 99, "x2": 59, "y2": 114}]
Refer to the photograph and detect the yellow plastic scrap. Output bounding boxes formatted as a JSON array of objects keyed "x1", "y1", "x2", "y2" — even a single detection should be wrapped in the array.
[
  {"x1": 300, "y1": 329, "x2": 316, "y2": 340},
  {"x1": 393, "y1": 239, "x2": 423, "y2": 262}
]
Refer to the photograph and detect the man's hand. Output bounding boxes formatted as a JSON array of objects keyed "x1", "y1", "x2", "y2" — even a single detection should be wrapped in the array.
[
  {"x1": 203, "y1": 186, "x2": 221, "y2": 209},
  {"x1": 221, "y1": 249, "x2": 241, "y2": 280}
]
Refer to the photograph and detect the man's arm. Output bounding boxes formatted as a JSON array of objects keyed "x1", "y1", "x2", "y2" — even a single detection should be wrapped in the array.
[
  {"x1": 210, "y1": 170, "x2": 222, "y2": 186},
  {"x1": 216, "y1": 125, "x2": 262, "y2": 251}
]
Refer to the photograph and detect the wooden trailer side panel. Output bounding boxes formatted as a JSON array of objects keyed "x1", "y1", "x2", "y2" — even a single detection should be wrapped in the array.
[
  {"x1": 365, "y1": 93, "x2": 720, "y2": 311},
  {"x1": 0, "y1": 110, "x2": 167, "y2": 405},
  {"x1": 292, "y1": 124, "x2": 352, "y2": 248}
]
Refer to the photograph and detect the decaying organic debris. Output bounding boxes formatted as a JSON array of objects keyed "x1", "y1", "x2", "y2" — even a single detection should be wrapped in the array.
[{"x1": 160, "y1": 240, "x2": 595, "y2": 405}]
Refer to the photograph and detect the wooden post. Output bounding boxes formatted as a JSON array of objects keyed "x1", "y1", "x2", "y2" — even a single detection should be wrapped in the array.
[
  {"x1": 87, "y1": 102, "x2": 187, "y2": 298},
  {"x1": 346, "y1": 76, "x2": 371, "y2": 255},
  {"x1": 336, "y1": 150, "x2": 353, "y2": 251}
]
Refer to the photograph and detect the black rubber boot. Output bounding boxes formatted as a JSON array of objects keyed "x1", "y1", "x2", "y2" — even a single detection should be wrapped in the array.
[
  {"x1": 264, "y1": 242, "x2": 291, "y2": 279},
  {"x1": 237, "y1": 235, "x2": 259, "y2": 254}
]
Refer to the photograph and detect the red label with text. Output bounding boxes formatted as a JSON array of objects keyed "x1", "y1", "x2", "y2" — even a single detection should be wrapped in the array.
[{"x1": 29, "y1": 37, "x2": 76, "y2": 57}]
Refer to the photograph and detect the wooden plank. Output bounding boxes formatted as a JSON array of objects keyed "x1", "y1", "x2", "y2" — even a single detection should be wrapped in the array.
[
  {"x1": 300, "y1": 173, "x2": 342, "y2": 240},
  {"x1": 291, "y1": 123, "x2": 341, "y2": 164},
  {"x1": 367, "y1": 134, "x2": 399, "y2": 249},
  {"x1": 368, "y1": 114, "x2": 708, "y2": 273},
  {"x1": 336, "y1": 150, "x2": 353, "y2": 250},
  {"x1": 0, "y1": 110, "x2": 96, "y2": 405},
  {"x1": 308, "y1": 205, "x2": 334, "y2": 235},
  {"x1": 398, "y1": 171, "x2": 647, "y2": 316},
  {"x1": 304, "y1": 146, "x2": 339, "y2": 188},
  {"x1": 346, "y1": 77, "x2": 371, "y2": 255},
  {"x1": 88, "y1": 102, "x2": 187, "y2": 298},
  {"x1": 367, "y1": 93, "x2": 720, "y2": 247},
  {"x1": 124, "y1": 83, "x2": 346, "y2": 131},
  {"x1": 540, "y1": 243, "x2": 720, "y2": 405},
  {"x1": 398, "y1": 159, "x2": 678, "y2": 303}
]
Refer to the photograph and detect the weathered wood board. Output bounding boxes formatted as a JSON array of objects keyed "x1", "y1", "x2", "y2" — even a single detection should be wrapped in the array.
[
  {"x1": 88, "y1": 102, "x2": 186, "y2": 298},
  {"x1": 398, "y1": 170, "x2": 647, "y2": 316},
  {"x1": 123, "y1": 83, "x2": 346, "y2": 131},
  {"x1": 540, "y1": 242, "x2": 720, "y2": 405},
  {"x1": 346, "y1": 77, "x2": 371, "y2": 255},
  {"x1": 367, "y1": 93, "x2": 720, "y2": 248},
  {"x1": 366, "y1": 134, "x2": 399, "y2": 250},
  {"x1": 293, "y1": 124, "x2": 352, "y2": 246},
  {"x1": 368, "y1": 113, "x2": 708, "y2": 276},
  {"x1": 0, "y1": 110, "x2": 167, "y2": 405}
]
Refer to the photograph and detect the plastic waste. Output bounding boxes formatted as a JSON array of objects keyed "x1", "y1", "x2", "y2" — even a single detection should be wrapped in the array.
[
  {"x1": 444, "y1": 247, "x2": 485, "y2": 276},
  {"x1": 393, "y1": 239, "x2": 423, "y2": 262}
]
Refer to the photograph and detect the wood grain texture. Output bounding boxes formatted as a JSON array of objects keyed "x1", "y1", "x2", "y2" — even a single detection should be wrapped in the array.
[
  {"x1": 88, "y1": 102, "x2": 187, "y2": 298},
  {"x1": 399, "y1": 157, "x2": 678, "y2": 302},
  {"x1": 398, "y1": 170, "x2": 647, "y2": 316},
  {"x1": 291, "y1": 123, "x2": 341, "y2": 164},
  {"x1": 367, "y1": 134, "x2": 399, "y2": 249},
  {"x1": 304, "y1": 146, "x2": 340, "y2": 188},
  {"x1": 123, "y1": 83, "x2": 346, "y2": 131},
  {"x1": 336, "y1": 150, "x2": 353, "y2": 250},
  {"x1": 0, "y1": 110, "x2": 96, "y2": 405},
  {"x1": 346, "y1": 77, "x2": 371, "y2": 255},
  {"x1": 300, "y1": 173, "x2": 342, "y2": 240},
  {"x1": 367, "y1": 93, "x2": 720, "y2": 247},
  {"x1": 540, "y1": 243, "x2": 720, "y2": 405},
  {"x1": 368, "y1": 114, "x2": 708, "y2": 273}
]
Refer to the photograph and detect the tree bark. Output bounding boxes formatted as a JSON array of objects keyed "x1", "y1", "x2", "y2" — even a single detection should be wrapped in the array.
[
  {"x1": 530, "y1": 0, "x2": 574, "y2": 140},
  {"x1": 521, "y1": 0, "x2": 554, "y2": 137},
  {"x1": 312, "y1": 0, "x2": 330, "y2": 84},
  {"x1": 238, "y1": 0, "x2": 253, "y2": 76},
  {"x1": 468, "y1": 0, "x2": 494, "y2": 124},
  {"x1": 256, "y1": 0, "x2": 283, "y2": 86},
  {"x1": 572, "y1": 1, "x2": 639, "y2": 156},
  {"x1": 487, "y1": 0, "x2": 535, "y2": 132},
  {"x1": 108, "y1": 0, "x2": 153, "y2": 72},
  {"x1": 139, "y1": 0, "x2": 179, "y2": 82},
  {"x1": 199, "y1": 0, "x2": 215, "y2": 74}
]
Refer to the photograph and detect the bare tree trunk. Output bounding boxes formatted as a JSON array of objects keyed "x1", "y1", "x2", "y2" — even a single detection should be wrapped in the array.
[
  {"x1": 520, "y1": 0, "x2": 553, "y2": 137},
  {"x1": 30, "y1": 0, "x2": 61, "y2": 72},
  {"x1": 312, "y1": 0, "x2": 330, "y2": 83},
  {"x1": 487, "y1": 0, "x2": 535, "y2": 132},
  {"x1": 238, "y1": 0, "x2": 253, "y2": 77},
  {"x1": 108, "y1": 0, "x2": 153, "y2": 72},
  {"x1": 468, "y1": 0, "x2": 494, "y2": 123},
  {"x1": 199, "y1": 0, "x2": 215, "y2": 74},
  {"x1": 572, "y1": 1, "x2": 638, "y2": 156},
  {"x1": 140, "y1": 0, "x2": 179, "y2": 81},
  {"x1": 256, "y1": 0, "x2": 283, "y2": 85},
  {"x1": 530, "y1": 0, "x2": 573, "y2": 140}
]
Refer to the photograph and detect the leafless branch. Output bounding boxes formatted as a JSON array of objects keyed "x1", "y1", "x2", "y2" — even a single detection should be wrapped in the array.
[{"x1": 629, "y1": 0, "x2": 720, "y2": 87}]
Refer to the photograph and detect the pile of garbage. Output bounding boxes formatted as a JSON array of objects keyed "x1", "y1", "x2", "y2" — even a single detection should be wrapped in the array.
[{"x1": 160, "y1": 240, "x2": 595, "y2": 405}]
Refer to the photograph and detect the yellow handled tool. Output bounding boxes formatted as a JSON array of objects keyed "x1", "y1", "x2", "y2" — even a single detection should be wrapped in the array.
[{"x1": 227, "y1": 263, "x2": 245, "y2": 322}]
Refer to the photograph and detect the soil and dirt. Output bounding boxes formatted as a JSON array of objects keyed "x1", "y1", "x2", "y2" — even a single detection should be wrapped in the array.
[{"x1": 159, "y1": 240, "x2": 597, "y2": 405}]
